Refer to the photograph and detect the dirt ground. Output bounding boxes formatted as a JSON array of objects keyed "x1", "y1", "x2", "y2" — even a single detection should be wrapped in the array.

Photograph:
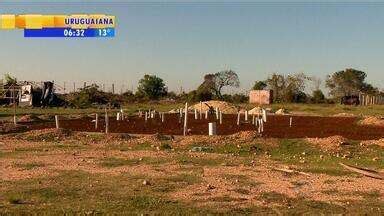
[
  {"x1": 1, "y1": 129, "x2": 383, "y2": 214},
  {"x1": 12, "y1": 114, "x2": 384, "y2": 140}
]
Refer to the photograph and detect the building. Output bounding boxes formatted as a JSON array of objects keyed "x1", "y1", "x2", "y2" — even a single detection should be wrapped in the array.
[{"x1": 249, "y1": 90, "x2": 273, "y2": 104}]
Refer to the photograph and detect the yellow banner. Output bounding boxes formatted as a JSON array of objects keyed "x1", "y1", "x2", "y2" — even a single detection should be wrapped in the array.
[{"x1": 0, "y1": 14, "x2": 115, "y2": 29}]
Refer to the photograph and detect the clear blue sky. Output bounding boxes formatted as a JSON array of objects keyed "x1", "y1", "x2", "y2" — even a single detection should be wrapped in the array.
[{"x1": 1, "y1": 1, "x2": 384, "y2": 94}]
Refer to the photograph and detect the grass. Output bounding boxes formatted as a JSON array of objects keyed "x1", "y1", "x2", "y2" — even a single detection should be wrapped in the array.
[
  {"x1": 269, "y1": 139, "x2": 384, "y2": 176},
  {"x1": 1, "y1": 126, "x2": 384, "y2": 214},
  {"x1": 99, "y1": 156, "x2": 169, "y2": 168},
  {"x1": 176, "y1": 154, "x2": 228, "y2": 167},
  {"x1": 1, "y1": 103, "x2": 383, "y2": 121},
  {"x1": 243, "y1": 103, "x2": 384, "y2": 116},
  {"x1": 99, "y1": 157, "x2": 139, "y2": 167},
  {"x1": 14, "y1": 162, "x2": 45, "y2": 170},
  {"x1": 0, "y1": 170, "x2": 213, "y2": 214},
  {"x1": 7, "y1": 173, "x2": 375, "y2": 216},
  {"x1": 0, "y1": 103, "x2": 183, "y2": 119},
  {"x1": 186, "y1": 141, "x2": 266, "y2": 157},
  {"x1": 258, "y1": 191, "x2": 384, "y2": 215},
  {"x1": 222, "y1": 174, "x2": 261, "y2": 187},
  {"x1": 147, "y1": 173, "x2": 203, "y2": 193}
]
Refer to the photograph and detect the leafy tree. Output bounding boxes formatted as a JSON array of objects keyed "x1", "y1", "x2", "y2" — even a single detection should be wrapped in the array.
[
  {"x1": 229, "y1": 93, "x2": 248, "y2": 103},
  {"x1": 186, "y1": 88, "x2": 213, "y2": 102},
  {"x1": 252, "y1": 81, "x2": 267, "y2": 90},
  {"x1": 4, "y1": 73, "x2": 17, "y2": 85},
  {"x1": 137, "y1": 74, "x2": 167, "y2": 100},
  {"x1": 67, "y1": 84, "x2": 109, "y2": 108},
  {"x1": 265, "y1": 73, "x2": 285, "y2": 102},
  {"x1": 200, "y1": 70, "x2": 240, "y2": 99},
  {"x1": 166, "y1": 91, "x2": 178, "y2": 100},
  {"x1": 266, "y1": 72, "x2": 310, "y2": 103},
  {"x1": 121, "y1": 90, "x2": 136, "y2": 103},
  {"x1": 326, "y1": 68, "x2": 376, "y2": 98},
  {"x1": 293, "y1": 91, "x2": 308, "y2": 103}
]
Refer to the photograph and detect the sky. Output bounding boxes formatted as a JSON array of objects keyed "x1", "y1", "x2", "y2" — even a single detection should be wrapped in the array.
[{"x1": 1, "y1": 1, "x2": 384, "y2": 94}]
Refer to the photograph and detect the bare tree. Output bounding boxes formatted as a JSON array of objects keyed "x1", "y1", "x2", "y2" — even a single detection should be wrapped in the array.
[{"x1": 201, "y1": 70, "x2": 240, "y2": 99}]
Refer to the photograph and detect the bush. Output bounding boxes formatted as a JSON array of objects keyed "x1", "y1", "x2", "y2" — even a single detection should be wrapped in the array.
[
  {"x1": 311, "y1": 90, "x2": 325, "y2": 103},
  {"x1": 66, "y1": 84, "x2": 120, "y2": 108}
]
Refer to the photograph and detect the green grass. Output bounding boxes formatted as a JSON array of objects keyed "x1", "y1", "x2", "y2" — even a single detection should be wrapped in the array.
[
  {"x1": 14, "y1": 162, "x2": 45, "y2": 170},
  {"x1": 222, "y1": 174, "x2": 261, "y2": 187},
  {"x1": 1, "y1": 103, "x2": 383, "y2": 121},
  {"x1": 0, "y1": 170, "x2": 213, "y2": 214},
  {"x1": 258, "y1": 191, "x2": 384, "y2": 215},
  {"x1": 269, "y1": 139, "x2": 384, "y2": 176},
  {"x1": 243, "y1": 103, "x2": 384, "y2": 116},
  {"x1": 99, "y1": 156, "x2": 169, "y2": 168},
  {"x1": 186, "y1": 141, "x2": 266, "y2": 157},
  {"x1": 1, "y1": 135, "x2": 384, "y2": 214},
  {"x1": 99, "y1": 157, "x2": 139, "y2": 167},
  {"x1": 5, "y1": 171, "x2": 380, "y2": 215},
  {"x1": 176, "y1": 154, "x2": 228, "y2": 167},
  {"x1": 0, "y1": 103, "x2": 183, "y2": 119}
]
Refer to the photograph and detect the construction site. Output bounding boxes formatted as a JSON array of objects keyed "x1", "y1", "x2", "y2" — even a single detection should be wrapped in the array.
[
  {"x1": 1, "y1": 1, "x2": 384, "y2": 214},
  {"x1": 1, "y1": 96, "x2": 384, "y2": 214}
]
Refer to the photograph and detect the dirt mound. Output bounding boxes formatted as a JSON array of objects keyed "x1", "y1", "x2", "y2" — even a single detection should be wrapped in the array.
[
  {"x1": 359, "y1": 116, "x2": 384, "y2": 126},
  {"x1": 360, "y1": 139, "x2": 384, "y2": 148},
  {"x1": 18, "y1": 114, "x2": 41, "y2": 122},
  {"x1": 38, "y1": 114, "x2": 55, "y2": 121},
  {"x1": 248, "y1": 107, "x2": 261, "y2": 115},
  {"x1": 229, "y1": 131, "x2": 258, "y2": 142},
  {"x1": 332, "y1": 113, "x2": 356, "y2": 117},
  {"x1": 17, "y1": 128, "x2": 73, "y2": 141},
  {"x1": 275, "y1": 108, "x2": 288, "y2": 115},
  {"x1": 189, "y1": 100, "x2": 239, "y2": 114},
  {"x1": 63, "y1": 114, "x2": 86, "y2": 120},
  {"x1": 306, "y1": 135, "x2": 349, "y2": 152},
  {"x1": 168, "y1": 109, "x2": 179, "y2": 113}
]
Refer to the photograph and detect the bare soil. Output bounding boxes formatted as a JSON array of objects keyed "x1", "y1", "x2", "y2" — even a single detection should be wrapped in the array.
[{"x1": 14, "y1": 114, "x2": 384, "y2": 140}]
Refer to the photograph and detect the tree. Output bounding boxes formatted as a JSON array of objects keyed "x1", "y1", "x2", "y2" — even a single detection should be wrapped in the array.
[
  {"x1": 4, "y1": 73, "x2": 17, "y2": 85},
  {"x1": 67, "y1": 84, "x2": 109, "y2": 108},
  {"x1": 252, "y1": 81, "x2": 267, "y2": 90},
  {"x1": 137, "y1": 74, "x2": 167, "y2": 100},
  {"x1": 326, "y1": 68, "x2": 376, "y2": 98},
  {"x1": 265, "y1": 73, "x2": 285, "y2": 102},
  {"x1": 266, "y1": 72, "x2": 310, "y2": 103},
  {"x1": 200, "y1": 70, "x2": 240, "y2": 99}
]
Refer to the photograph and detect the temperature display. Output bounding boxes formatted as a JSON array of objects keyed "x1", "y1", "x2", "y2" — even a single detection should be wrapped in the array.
[{"x1": 24, "y1": 28, "x2": 115, "y2": 38}]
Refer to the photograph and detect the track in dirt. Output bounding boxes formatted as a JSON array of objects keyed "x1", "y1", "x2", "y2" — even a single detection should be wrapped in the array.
[{"x1": 19, "y1": 114, "x2": 384, "y2": 140}]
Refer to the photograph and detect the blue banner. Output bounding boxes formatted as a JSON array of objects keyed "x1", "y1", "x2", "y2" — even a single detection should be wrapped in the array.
[{"x1": 24, "y1": 28, "x2": 115, "y2": 38}]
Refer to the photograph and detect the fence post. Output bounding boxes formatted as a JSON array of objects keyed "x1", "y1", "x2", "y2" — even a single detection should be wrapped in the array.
[
  {"x1": 55, "y1": 115, "x2": 60, "y2": 129},
  {"x1": 183, "y1": 102, "x2": 188, "y2": 136},
  {"x1": 199, "y1": 101, "x2": 203, "y2": 119},
  {"x1": 105, "y1": 109, "x2": 109, "y2": 134},
  {"x1": 95, "y1": 113, "x2": 99, "y2": 129},
  {"x1": 245, "y1": 110, "x2": 248, "y2": 122}
]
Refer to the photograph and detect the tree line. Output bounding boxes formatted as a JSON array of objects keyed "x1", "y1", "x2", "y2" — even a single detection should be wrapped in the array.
[{"x1": 2, "y1": 68, "x2": 383, "y2": 108}]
